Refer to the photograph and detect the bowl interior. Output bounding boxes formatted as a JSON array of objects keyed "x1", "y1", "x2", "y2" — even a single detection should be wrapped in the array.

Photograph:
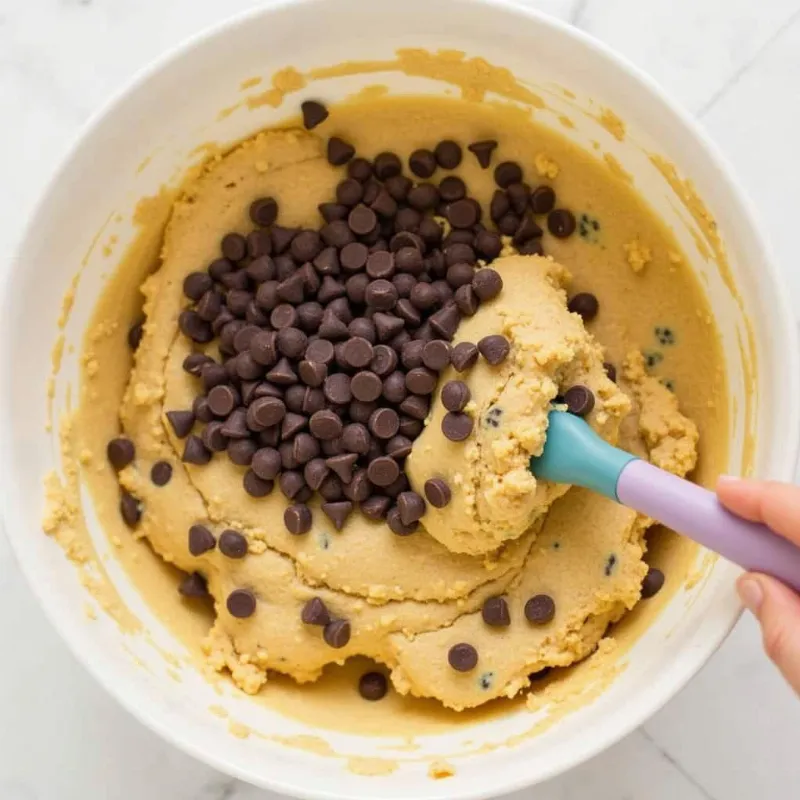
[{"x1": 2, "y1": 0, "x2": 797, "y2": 798}]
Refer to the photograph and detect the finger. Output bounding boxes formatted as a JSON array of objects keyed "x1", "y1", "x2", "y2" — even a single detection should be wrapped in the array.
[
  {"x1": 738, "y1": 573, "x2": 800, "y2": 695},
  {"x1": 717, "y1": 477, "x2": 800, "y2": 547}
]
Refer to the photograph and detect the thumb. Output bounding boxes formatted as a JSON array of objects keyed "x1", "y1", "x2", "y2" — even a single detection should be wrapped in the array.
[{"x1": 738, "y1": 573, "x2": 800, "y2": 695}]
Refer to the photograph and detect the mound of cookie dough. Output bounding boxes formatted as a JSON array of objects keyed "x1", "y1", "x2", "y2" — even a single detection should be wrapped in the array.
[
  {"x1": 406, "y1": 254, "x2": 630, "y2": 555},
  {"x1": 99, "y1": 98, "x2": 700, "y2": 710}
]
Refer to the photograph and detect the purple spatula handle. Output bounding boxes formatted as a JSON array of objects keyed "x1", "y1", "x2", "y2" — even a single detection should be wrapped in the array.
[{"x1": 617, "y1": 459, "x2": 800, "y2": 593}]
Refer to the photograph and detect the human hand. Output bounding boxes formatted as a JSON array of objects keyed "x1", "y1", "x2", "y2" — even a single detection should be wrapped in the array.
[{"x1": 717, "y1": 476, "x2": 800, "y2": 694}]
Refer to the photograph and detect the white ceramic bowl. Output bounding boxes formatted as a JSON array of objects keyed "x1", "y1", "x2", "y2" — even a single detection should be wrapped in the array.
[{"x1": 2, "y1": 1, "x2": 798, "y2": 798}]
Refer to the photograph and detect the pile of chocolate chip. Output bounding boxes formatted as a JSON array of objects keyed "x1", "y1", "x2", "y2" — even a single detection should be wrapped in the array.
[{"x1": 131, "y1": 98, "x2": 578, "y2": 538}]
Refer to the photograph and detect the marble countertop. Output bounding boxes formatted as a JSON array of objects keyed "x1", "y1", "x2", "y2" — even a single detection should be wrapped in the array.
[{"x1": 3, "y1": 0, "x2": 800, "y2": 797}]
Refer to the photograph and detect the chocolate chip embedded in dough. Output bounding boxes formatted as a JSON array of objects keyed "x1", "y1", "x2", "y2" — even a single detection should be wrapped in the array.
[
  {"x1": 434, "y1": 140, "x2": 462, "y2": 169},
  {"x1": 424, "y1": 477, "x2": 452, "y2": 508},
  {"x1": 442, "y1": 412, "x2": 474, "y2": 442},
  {"x1": 386, "y1": 506, "x2": 419, "y2": 536},
  {"x1": 359, "y1": 671, "x2": 388, "y2": 701},
  {"x1": 477, "y1": 334, "x2": 510, "y2": 366},
  {"x1": 567, "y1": 292, "x2": 599, "y2": 322},
  {"x1": 448, "y1": 643, "x2": 478, "y2": 672},
  {"x1": 563, "y1": 385, "x2": 595, "y2": 417},
  {"x1": 249, "y1": 196, "x2": 278, "y2": 226},
  {"x1": 641, "y1": 567, "x2": 665, "y2": 599},
  {"x1": 530, "y1": 185, "x2": 556, "y2": 214},
  {"x1": 524, "y1": 594, "x2": 556, "y2": 624},
  {"x1": 321, "y1": 501, "x2": 353, "y2": 531},
  {"x1": 327, "y1": 136, "x2": 355, "y2": 166},
  {"x1": 188, "y1": 524, "x2": 216, "y2": 556},
  {"x1": 301, "y1": 100, "x2": 328, "y2": 129},
  {"x1": 227, "y1": 589, "x2": 257, "y2": 618},
  {"x1": 285, "y1": 503, "x2": 313, "y2": 535},
  {"x1": 441, "y1": 380, "x2": 470, "y2": 412},
  {"x1": 323, "y1": 618, "x2": 351, "y2": 648},
  {"x1": 547, "y1": 209, "x2": 576, "y2": 238},
  {"x1": 494, "y1": 161, "x2": 523, "y2": 188},
  {"x1": 128, "y1": 319, "x2": 144, "y2": 350},
  {"x1": 166, "y1": 410, "x2": 195, "y2": 439},
  {"x1": 467, "y1": 139, "x2": 498, "y2": 168},
  {"x1": 301, "y1": 597, "x2": 330, "y2": 625},
  {"x1": 107, "y1": 437, "x2": 135, "y2": 470},
  {"x1": 178, "y1": 572, "x2": 209, "y2": 599},
  {"x1": 150, "y1": 461, "x2": 172, "y2": 487},
  {"x1": 219, "y1": 529, "x2": 248, "y2": 559},
  {"x1": 482, "y1": 596, "x2": 511, "y2": 627}
]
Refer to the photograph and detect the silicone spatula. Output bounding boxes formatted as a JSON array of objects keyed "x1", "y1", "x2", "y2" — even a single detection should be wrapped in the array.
[{"x1": 529, "y1": 410, "x2": 800, "y2": 592}]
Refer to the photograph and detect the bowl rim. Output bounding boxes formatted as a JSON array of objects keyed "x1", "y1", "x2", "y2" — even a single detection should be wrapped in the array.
[{"x1": 1, "y1": 0, "x2": 798, "y2": 797}]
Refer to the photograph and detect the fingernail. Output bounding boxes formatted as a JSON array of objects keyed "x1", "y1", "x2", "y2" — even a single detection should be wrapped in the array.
[
  {"x1": 717, "y1": 474, "x2": 742, "y2": 487},
  {"x1": 738, "y1": 577, "x2": 764, "y2": 615}
]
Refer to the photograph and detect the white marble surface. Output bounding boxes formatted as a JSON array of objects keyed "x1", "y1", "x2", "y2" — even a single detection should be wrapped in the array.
[{"x1": 2, "y1": 0, "x2": 800, "y2": 797}]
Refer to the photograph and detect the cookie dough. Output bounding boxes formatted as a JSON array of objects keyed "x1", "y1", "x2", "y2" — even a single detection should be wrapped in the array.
[
  {"x1": 71, "y1": 93, "x2": 725, "y2": 714},
  {"x1": 407, "y1": 255, "x2": 630, "y2": 555}
]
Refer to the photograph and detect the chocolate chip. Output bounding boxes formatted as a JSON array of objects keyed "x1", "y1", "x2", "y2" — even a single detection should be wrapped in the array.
[
  {"x1": 218, "y1": 529, "x2": 248, "y2": 559},
  {"x1": 513, "y1": 213, "x2": 543, "y2": 245},
  {"x1": 178, "y1": 572, "x2": 209, "y2": 599},
  {"x1": 397, "y1": 491, "x2": 426, "y2": 525},
  {"x1": 408, "y1": 183, "x2": 439, "y2": 211},
  {"x1": 284, "y1": 503, "x2": 313, "y2": 535},
  {"x1": 301, "y1": 597, "x2": 330, "y2": 625},
  {"x1": 641, "y1": 567, "x2": 665, "y2": 598},
  {"x1": 448, "y1": 198, "x2": 480, "y2": 229},
  {"x1": 188, "y1": 524, "x2": 216, "y2": 556},
  {"x1": 179, "y1": 310, "x2": 213, "y2": 343},
  {"x1": 386, "y1": 506, "x2": 418, "y2": 535},
  {"x1": 385, "y1": 435, "x2": 413, "y2": 459},
  {"x1": 107, "y1": 437, "x2": 135, "y2": 470},
  {"x1": 128, "y1": 319, "x2": 144, "y2": 350},
  {"x1": 247, "y1": 397, "x2": 286, "y2": 430},
  {"x1": 192, "y1": 396, "x2": 213, "y2": 424},
  {"x1": 281, "y1": 412, "x2": 308, "y2": 440},
  {"x1": 567, "y1": 292, "x2": 599, "y2": 321},
  {"x1": 367, "y1": 456, "x2": 400, "y2": 487},
  {"x1": 525, "y1": 594, "x2": 556, "y2": 624},
  {"x1": 564, "y1": 385, "x2": 595, "y2": 417},
  {"x1": 202, "y1": 421, "x2": 227, "y2": 452},
  {"x1": 323, "y1": 618, "x2": 351, "y2": 648},
  {"x1": 478, "y1": 335, "x2": 510, "y2": 366},
  {"x1": 397, "y1": 395, "x2": 428, "y2": 421},
  {"x1": 321, "y1": 453, "x2": 355, "y2": 484},
  {"x1": 221, "y1": 232, "x2": 247, "y2": 262},
  {"x1": 421, "y1": 340, "x2": 450, "y2": 371},
  {"x1": 359, "y1": 671, "x2": 388, "y2": 701},
  {"x1": 451, "y1": 342, "x2": 479, "y2": 372},
  {"x1": 348, "y1": 204, "x2": 377, "y2": 236},
  {"x1": 604, "y1": 362, "x2": 617, "y2": 382},
  {"x1": 371, "y1": 345, "x2": 397, "y2": 377},
  {"x1": 506, "y1": 182, "x2": 530, "y2": 215},
  {"x1": 452, "y1": 285, "x2": 476, "y2": 317},
  {"x1": 150, "y1": 461, "x2": 172, "y2": 486},
  {"x1": 183, "y1": 271, "x2": 212, "y2": 301},
  {"x1": 228, "y1": 438, "x2": 257, "y2": 466},
  {"x1": 547, "y1": 209, "x2": 576, "y2": 238},
  {"x1": 482, "y1": 596, "x2": 511, "y2": 627},
  {"x1": 301, "y1": 100, "x2": 328, "y2": 129},
  {"x1": 530, "y1": 185, "x2": 556, "y2": 214},
  {"x1": 342, "y1": 422, "x2": 370, "y2": 454},
  {"x1": 424, "y1": 477, "x2": 452, "y2": 508},
  {"x1": 322, "y1": 500, "x2": 353, "y2": 530},
  {"x1": 368, "y1": 407, "x2": 400, "y2": 440},
  {"x1": 349, "y1": 400, "x2": 377, "y2": 425},
  {"x1": 357, "y1": 495, "x2": 388, "y2": 521},
  {"x1": 249, "y1": 195, "x2": 278, "y2": 226},
  {"x1": 405, "y1": 367, "x2": 437, "y2": 395},
  {"x1": 348, "y1": 371, "x2": 380, "y2": 402},
  {"x1": 166, "y1": 410, "x2": 195, "y2": 439},
  {"x1": 327, "y1": 136, "x2": 355, "y2": 166},
  {"x1": 207, "y1": 385, "x2": 238, "y2": 418},
  {"x1": 398, "y1": 416, "x2": 423, "y2": 438},
  {"x1": 468, "y1": 139, "x2": 497, "y2": 168},
  {"x1": 117, "y1": 490, "x2": 140, "y2": 527},
  {"x1": 429, "y1": 303, "x2": 460, "y2": 340},
  {"x1": 345, "y1": 157, "x2": 371, "y2": 182},
  {"x1": 434, "y1": 140, "x2": 462, "y2": 169},
  {"x1": 448, "y1": 643, "x2": 478, "y2": 672},
  {"x1": 227, "y1": 588, "x2": 256, "y2": 618},
  {"x1": 364, "y1": 279, "x2": 398, "y2": 311},
  {"x1": 442, "y1": 412, "x2": 473, "y2": 442},
  {"x1": 183, "y1": 435, "x2": 211, "y2": 465},
  {"x1": 494, "y1": 161, "x2": 523, "y2": 188},
  {"x1": 305, "y1": 408, "x2": 341, "y2": 441},
  {"x1": 343, "y1": 469, "x2": 371, "y2": 502},
  {"x1": 293, "y1": 432, "x2": 321, "y2": 465},
  {"x1": 471, "y1": 268, "x2": 503, "y2": 302},
  {"x1": 409, "y1": 148, "x2": 437, "y2": 178},
  {"x1": 243, "y1": 470, "x2": 274, "y2": 497},
  {"x1": 442, "y1": 380, "x2": 470, "y2": 412},
  {"x1": 322, "y1": 373, "x2": 351, "y2": 405}
]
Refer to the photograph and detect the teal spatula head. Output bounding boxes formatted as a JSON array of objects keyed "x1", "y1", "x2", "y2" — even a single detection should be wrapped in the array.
[{"x1": 528, "y1": 410, "x2": 635, "y2": 501}]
